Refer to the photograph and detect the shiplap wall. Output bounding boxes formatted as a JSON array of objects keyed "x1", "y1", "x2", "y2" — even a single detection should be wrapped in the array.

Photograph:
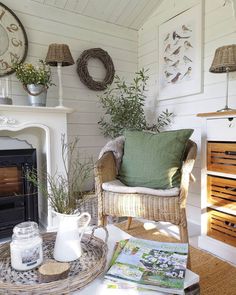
[
  {"x1": 138, "y1": 0, "x2": 236, "y2": 225},
  {"x1": 2, "y1": 0, "x2": 138, "y2": 177}
]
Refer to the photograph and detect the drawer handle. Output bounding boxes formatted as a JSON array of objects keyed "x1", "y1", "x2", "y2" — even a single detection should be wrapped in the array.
[
  {"x1": 224, "y1": 221, "x2": 236, "y2": 228},
  {"x1": 225, "y1": 151, "x2": 236, "y2": 156},
  {"x1": 225, "y1": 186, "x2": 236, "y2": 192}
]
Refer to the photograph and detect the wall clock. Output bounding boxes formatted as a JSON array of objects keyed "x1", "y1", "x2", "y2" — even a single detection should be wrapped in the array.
[{"x1": 0, "y1": 3, "x2": 28, "y2": 77}]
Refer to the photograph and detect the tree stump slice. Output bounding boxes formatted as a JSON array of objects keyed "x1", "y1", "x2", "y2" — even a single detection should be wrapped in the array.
[{"x1": 38, "y1": 261, "x2": 70, "y2": 283}]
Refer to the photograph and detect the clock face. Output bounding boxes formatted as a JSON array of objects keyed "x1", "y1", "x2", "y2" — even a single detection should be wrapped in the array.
[{"x1": 0, "y1": 3, "x2": 28, "y2": 77}]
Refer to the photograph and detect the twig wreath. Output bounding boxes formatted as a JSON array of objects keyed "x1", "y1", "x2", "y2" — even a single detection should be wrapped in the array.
[{"x1": 76, "y1": 48, "x2": 115, "y2": 91}]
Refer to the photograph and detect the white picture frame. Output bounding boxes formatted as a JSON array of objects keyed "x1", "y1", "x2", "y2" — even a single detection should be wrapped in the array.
[{"x1": 158, "y1": 4, "x2": 202, "y2": 100}]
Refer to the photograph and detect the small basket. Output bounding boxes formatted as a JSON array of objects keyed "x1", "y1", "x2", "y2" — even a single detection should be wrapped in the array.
[{"x1": 0, "y1": 226, "x2": 108, "y2": 294}]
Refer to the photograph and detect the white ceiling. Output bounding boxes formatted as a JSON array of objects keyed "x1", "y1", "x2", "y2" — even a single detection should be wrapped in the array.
[{"x1": 32, "y1": 0, "x2": 163, "y2": 30}]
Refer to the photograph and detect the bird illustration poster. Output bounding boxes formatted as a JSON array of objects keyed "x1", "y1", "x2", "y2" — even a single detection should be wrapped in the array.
[{"x1": 158, "y1": 4, "x2": 202, "y2": 100}]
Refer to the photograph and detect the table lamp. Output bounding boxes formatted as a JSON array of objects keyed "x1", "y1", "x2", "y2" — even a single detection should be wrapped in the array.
[
  {"x1": 45, "y1": 44, "x2": 74, "y2": 107},
  {"x1": 209, "y1": 44, "x2": 236, "y2": 112}
]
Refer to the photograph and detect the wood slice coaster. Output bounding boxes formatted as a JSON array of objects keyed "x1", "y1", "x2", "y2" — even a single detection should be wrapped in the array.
[
  {"x1": 38, "y1": 261, "x2": 70, "y2": 283},
  {"x1": 0, "y1": 226, "x2": 108, "y2": 295}
]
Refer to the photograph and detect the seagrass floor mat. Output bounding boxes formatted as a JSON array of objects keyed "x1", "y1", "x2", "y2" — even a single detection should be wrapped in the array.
[{"x1": 116, "y1": 220, "x2": 236, "y2": 295}]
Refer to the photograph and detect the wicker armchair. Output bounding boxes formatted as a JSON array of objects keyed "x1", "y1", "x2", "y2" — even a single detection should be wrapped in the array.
[{"x1": 95, "y1": 139, "x2": 197, "y2": 245}]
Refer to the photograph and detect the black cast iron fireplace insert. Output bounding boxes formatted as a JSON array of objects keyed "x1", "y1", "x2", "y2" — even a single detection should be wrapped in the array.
[{"x1": 0, "y1": 149, "x2": 38, "y2": 238}]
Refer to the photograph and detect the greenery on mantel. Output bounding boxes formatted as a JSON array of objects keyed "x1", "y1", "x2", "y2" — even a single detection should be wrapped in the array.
[
  {"x1": 98, "y1": 69, "x2": 173, "y2": 138},
  {"x1": 12, "y1": 60, "x2": 54, "y2": 88}
]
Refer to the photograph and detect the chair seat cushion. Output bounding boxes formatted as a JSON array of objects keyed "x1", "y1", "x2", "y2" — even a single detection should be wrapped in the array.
[
  {"x1": 118, "y1": 129, "x2": 193, "y2": 189},
  {"x1": 102, "y1": 179, "x2": 180, "y2": 196}
]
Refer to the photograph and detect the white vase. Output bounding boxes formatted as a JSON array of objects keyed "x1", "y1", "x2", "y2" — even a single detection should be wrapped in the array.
[{"x1": 53, "y1": 211, "x2": 91, "y2": 262}]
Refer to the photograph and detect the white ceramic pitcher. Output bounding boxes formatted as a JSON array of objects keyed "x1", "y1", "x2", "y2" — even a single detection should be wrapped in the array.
[{"x1": 53, "y1": 212, "x2": 91, "y2": 262}]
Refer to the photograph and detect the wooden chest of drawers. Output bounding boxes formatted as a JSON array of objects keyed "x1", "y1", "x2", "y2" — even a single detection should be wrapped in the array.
[
  {"x1": 207, "y1": 142, "x2": 236, "y2": 174},
  {"x1": 207, "y1": 175, "x2": 236, "y2": 211},
  {"x1": 207, "y1": 208, "x2": 236, "y2": 247},
  {"x1": 197, "y1": 112, "x2": 236, "y2": 263},
  {"x1": 206, "y1": 137, "x2": 236, "y2": 248}
]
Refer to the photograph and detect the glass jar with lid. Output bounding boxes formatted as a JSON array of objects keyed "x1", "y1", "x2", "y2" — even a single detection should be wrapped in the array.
[
  {"x1": 10, "y1": 221, "x2": 43, "y2": 271},
  {"x1": 0, "y1": 77, "x2": 12, "y2": 105}
]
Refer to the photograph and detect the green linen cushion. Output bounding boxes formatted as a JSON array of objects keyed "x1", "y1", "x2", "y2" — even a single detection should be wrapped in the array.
[{"x1": 118, "y1": 129, "x2": 193, "y2": 189}]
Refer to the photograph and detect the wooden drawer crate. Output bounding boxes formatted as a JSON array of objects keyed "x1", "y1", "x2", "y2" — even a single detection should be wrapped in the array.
[
  {"x1": 207, "y1": 209, "x2": 236, "y2": 247},
  {"x1": 207, "y1": 142, "x2": 236, "y2": 174},
  {"x1": 207, "y1": 175, "x2": 236, "y2": 210}
]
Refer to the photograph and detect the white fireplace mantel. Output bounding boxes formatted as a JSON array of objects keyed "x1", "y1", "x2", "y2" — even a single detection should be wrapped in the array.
[{"x1": 0, "y1": 105, "x2": 73, "y2": 230}]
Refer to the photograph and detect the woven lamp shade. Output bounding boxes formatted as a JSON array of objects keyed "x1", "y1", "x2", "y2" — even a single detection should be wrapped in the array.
[
  {"x1": 45, "y1": 44, "x2": 74, "y2": 66},
  {"x1": 209, "y1": 44, "x2": 236, "y2": 73}
]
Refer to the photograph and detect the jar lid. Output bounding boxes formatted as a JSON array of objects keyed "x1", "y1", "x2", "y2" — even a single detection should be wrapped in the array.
[{"x1": 13, "y1": 221, "x2": 39, "y2": 239}]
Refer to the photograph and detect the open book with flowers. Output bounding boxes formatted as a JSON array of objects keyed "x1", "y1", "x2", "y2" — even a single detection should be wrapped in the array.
[{"x1": 105, "y1": 238, "x2": 194, "y2": 294}]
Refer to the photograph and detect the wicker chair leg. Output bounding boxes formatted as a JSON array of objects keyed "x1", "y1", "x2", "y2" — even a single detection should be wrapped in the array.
[
  {"x1": 179, "y1": 224, "x2": 189, "y2": 243},
  {"x1": 127, "y1": 217, "x2": 132, "y2": 230},
  {"x1": 179, "y1": 225, "x2": 191, "y2": 269},
  {"x1": 101, "y1": 215, "x2": 108, "y2": 227},
  {"x1": 187, "y1": 254, "x2": 191, "y2": 269}
]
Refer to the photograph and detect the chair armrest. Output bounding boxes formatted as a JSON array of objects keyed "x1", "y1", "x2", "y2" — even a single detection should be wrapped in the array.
[
  {"x1": 95, "y1": 152, "x2": 117, "y2": 224},
  {"x1": 190, "y1": 173, "x2": 196, "y2": 182},
  {"x1": 182, "y1": 159, "x2": 196, "y2": 180},
  {"x1": 179, "y1": 141, "x2": 197, "y2": 207},
  {"x1": 94, "y1": 151, "x2": 117, "y2": 185}
]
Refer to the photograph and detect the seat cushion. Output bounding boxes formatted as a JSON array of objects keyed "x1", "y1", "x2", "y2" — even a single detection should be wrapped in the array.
[
  {"x1": 118, "y1": 129, "x2": 193, "y2": 189},
  {"x1": 102, "y1": 180, "x2": 180, "y2": 196}
]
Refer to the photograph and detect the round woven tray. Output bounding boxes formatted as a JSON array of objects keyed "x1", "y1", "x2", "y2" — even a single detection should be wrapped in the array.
[{"x1": 0, "y1": 226, "x2": 108, "y2": 294}]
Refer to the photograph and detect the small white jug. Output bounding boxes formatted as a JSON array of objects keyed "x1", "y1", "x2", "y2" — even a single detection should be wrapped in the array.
[{"x1": 53, "y1": 212, "x2": 91, "y2": 262}]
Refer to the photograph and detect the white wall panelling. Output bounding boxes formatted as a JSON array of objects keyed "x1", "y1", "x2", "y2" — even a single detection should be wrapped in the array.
[
  {"x1": 2, "y1": 0, "x2": 139, "y2": 181},
  {"x1": 138, "y1": 0, "x2": 236, "y2": 225}
]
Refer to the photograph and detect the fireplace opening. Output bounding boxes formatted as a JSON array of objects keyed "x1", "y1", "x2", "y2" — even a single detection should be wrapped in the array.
[
  {"x1": 0, "y1": 149, "x2": 38, "y2": 238},
  {"x1": 0, "y1": 167, "x2": 23, "y2": 196}
]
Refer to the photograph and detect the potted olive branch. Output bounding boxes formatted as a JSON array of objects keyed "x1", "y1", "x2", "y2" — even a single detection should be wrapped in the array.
[{"x1": 98, "y1": 68, "x2": 173, "y2": 138}]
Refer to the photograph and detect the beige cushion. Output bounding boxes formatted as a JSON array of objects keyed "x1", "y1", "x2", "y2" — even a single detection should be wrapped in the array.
[{"x1": 102, "y1": 180, "x2": 179, "y2": 197}]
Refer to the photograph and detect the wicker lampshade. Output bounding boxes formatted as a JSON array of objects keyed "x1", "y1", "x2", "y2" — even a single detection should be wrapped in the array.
[
  {"x1": 45, "y1": 44, "x2": 74, "y2": 66},
  {"x1": 209, "y1": 44, "x2": 236, "y2": 73}
]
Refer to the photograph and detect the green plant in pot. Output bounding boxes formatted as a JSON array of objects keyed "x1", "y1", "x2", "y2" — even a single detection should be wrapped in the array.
[
  {"x1": 98, "y1": 68, "x2": 173, "y2": 138},
  {"x1": 12, "y1": 60, "x2": 53, "y2": 107}
]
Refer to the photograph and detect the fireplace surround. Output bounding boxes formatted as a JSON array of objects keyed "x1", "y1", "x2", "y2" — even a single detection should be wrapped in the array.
[
  {"x1": 0, "y1": 149, "x2": 38, "y2": 238},
  {"x1": 0, "y1": 105, "x2": 73, "y2": 231}
]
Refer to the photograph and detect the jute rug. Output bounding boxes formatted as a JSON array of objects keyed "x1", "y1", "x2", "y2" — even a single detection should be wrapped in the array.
[{"x1": 116, "y1": 220, "x2": 236, "y2": 295}]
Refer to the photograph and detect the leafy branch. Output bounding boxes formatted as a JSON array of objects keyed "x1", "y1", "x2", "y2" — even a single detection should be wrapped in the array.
[{"x1": 98, "y1": 69, "x2": 173, "y2": 138}]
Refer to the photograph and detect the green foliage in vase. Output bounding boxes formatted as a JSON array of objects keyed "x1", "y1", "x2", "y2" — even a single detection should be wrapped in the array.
[
  {"x1": 98, "y1": 69, "x2": 173, "y2": 138},
  {"x1": 27, "y1": 135, "x2": 93, "y2": 214},
  {"x1": 12, "y1": 60, "x2": 54, "y2": 88}
]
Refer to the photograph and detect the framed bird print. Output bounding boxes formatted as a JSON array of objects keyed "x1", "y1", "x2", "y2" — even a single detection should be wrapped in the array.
[{"x1": 158, "y1": 4, "x2": 202, "y2": 100}]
